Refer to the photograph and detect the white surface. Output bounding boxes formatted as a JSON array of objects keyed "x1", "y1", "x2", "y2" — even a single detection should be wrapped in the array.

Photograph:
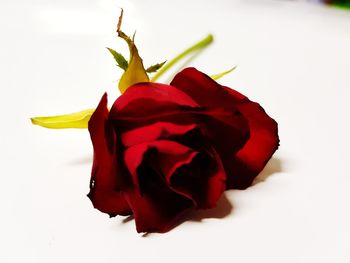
[{"x1": 1, "y1": 0, "x2": 350, "y2": 262}]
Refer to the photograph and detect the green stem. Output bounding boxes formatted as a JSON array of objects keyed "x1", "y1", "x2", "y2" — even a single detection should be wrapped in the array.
[{"x1": 151, "y1": 34, "x2": 214, "y2": 82}]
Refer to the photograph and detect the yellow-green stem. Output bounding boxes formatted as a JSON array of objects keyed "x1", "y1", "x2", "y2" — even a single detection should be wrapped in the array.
[{"x1": 151, "y1": 34, "x2": 213, "y2": 82}]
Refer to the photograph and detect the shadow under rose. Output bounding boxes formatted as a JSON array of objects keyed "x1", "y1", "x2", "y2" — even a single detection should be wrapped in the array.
[
  {"x1": 66, "y1": 154, "x2": 92, "y2": 166},
  {"x1": 119, "y1": 194, "x2": 233, "y2": 237},
  {"x1": 252, "y1": 157, "x2": 282, "y2": 186},
  {"x1": 168, "y1": 158, "x2": 283, "y2": 232},
  {"x1": 122, "y1": 215, "x2": 134, "y2": 224},
  {"x1": 187, "y1": 193, "x2": 233, "y2": 222},
  {"x1": 120, "y1": 158, "x2": 283, "y2": 236}
]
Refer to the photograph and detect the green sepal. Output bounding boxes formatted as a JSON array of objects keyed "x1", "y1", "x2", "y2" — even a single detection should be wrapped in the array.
[
  {"x1": 116, "y1": 11, "x2": 150, "y2": 93},
  {"x1": 211, "y1": 66, "x2": 237, "y2": 81},
  {"x1": 107, "y1": 47, "x2": 128, "y2": 71},
  {"x1": 31, "y1": 109, "x2": 95, "y2": 129},
  {"x1": 146, "y1": 61, "x2": 167, "y2": 73}
]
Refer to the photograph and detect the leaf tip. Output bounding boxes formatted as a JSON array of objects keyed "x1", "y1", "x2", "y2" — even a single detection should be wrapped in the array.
[{"x1": 30, "y1": 117, "x2": 38, "y2": 125}]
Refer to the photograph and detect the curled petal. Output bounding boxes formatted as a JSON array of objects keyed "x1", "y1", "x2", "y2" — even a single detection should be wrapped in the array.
[
  {"x1": 170, "y1": 146, "x2": 226, "y2": 209},
  {"x1": 112, "y1": 82, "x2": 199, "y2": 113},
  {"x1": 193, "y1": 108, "x2": 250, "y2": 157},
  {"x1": 170, "y1": 67, "x2": 245, "y2": 108},
  {"x1": 222, "y1": 94, "x2": 279, "y2": 189},
  {"x1": 121, "y1": 121, "x2": 198, "y2": 147},
  {"x1": 123, "y1": 140, "x2": 196, "y2": 232},
  {"x1": 123, "y1": 140, "x2": 196, "y2": 193},
  {"x1": 123, "y1": 139, "x2": 226, "y2": 232},
  {"x1": 170, "y1": 68, "x2": 279, "y2": 188},
  {"x1": 124, "y1": 183, "x2": 193, "y2": 233},
  {"x1": 88, "y1": 93, "x2": 131, "y2": 216}
]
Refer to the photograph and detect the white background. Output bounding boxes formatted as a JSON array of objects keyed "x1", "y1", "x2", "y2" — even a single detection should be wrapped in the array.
[{"x1": 1, "y1": 0, "x2": 350, "y2": 262}]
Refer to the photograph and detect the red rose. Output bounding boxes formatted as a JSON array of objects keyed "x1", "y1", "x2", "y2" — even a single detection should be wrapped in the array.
[{"x1": 88, "y1": 67, "x2": 279, "y2": 233}]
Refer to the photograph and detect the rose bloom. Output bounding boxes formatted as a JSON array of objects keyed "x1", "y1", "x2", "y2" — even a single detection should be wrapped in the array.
[{"x1": 88, "y1": 67, "x2": 279, "y2": 233}]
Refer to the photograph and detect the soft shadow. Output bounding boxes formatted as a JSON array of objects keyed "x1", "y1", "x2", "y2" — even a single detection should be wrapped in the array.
[
  {"x1": 141, "y1": 232, "x2": 150, "y2": 238},
  {"x1": 163, "y1": 193, "x2": 232, "y2": 234},
  {"x1": 252, "y1": 157, "x2": 282, "y2": 185},
  {"x1": 119, "y1": 194, "x2": 233, "y2": 237},
  {"x1": 117, "y1": 158, "x2": 282, "y2": 235},
  {"x1": 122, "y1": 215, "x2": 134, "y2": 224},
  {"x1": 120, "y1": 215, "x2": 151, "y2": 237},
  {"x1": 66, "y1": 155, "x2": 92, "y2": 166},
  {"x1": 188, "y1": 193, "x2": 233, "y2": 222}
]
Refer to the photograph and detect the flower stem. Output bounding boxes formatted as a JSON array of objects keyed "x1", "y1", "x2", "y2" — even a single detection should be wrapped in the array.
[{"x1": 151, "y1": 34, "x2": 214, "y2": 82}]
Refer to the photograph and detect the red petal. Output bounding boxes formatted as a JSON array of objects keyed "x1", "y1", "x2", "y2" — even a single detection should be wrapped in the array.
[
  {"x1": 109, "y1": 82, "x2": 202, "y2": 133},
  {"x1": 123, "y1": 140, "x2": 196, "y2": 192},
  {"x1": 88, "y1": 93, "x2": 131, "y2": 216},
  {"x1": 123, "y1": 140, "x2": 195, "y2": 232},
  {"x1": 170, "y1": 146, "x2": 227, "y2": 209},
  {"x1": 122, "y1": 121, "x2": 227, "y2": 208},
  {"x1": 116, "y1": 104, "x2": 250, "y2": 162},
  {"x1": 223, "y1": 96, "x2": 279, "y2": 189},
  {"x1": 111, "y1": 82, "x2": 199, "y2": 113},
  {"x1": 170, "y1": 67, "x2": 246, "y2": 108},
  {"x1": 123, "y1": 138, "x2": 226, "y2": 231},
  {"x1": 121, "y1": 122, "x2": 197, "y2": 148},
  {"x1": 170, "y1": 67, "x2": 279, "y2": 189},
  {"x1": 193, "y1": 108, "x2": 250, "y2": 157},
  {"x1": 124, "y1": 185, "x2": 193, "y2": 233}
]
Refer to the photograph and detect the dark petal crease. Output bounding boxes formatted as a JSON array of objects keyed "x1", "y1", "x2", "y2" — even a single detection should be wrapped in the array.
[
  {"x1": 123, "y1": 140, "x2": 197, "y2": 232},
  {"x1": 169, "y1": 147, "x2": 226, "y2": 209},
  {"x1": 123, "y1": 138, "x2": 226, "y2": 231}
]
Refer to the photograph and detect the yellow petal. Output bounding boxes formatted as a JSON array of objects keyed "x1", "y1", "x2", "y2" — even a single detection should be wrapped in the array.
[{"x1": 31, "y1": 109, "x2": 94, "y2": 129}]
